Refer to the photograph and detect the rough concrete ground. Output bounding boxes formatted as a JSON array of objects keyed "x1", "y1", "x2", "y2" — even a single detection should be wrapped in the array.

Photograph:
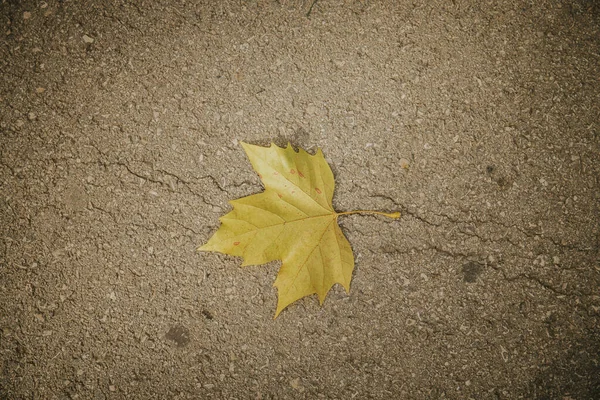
[{"x1": 1, "y1": 0, "x2": 599, "y2": 398}]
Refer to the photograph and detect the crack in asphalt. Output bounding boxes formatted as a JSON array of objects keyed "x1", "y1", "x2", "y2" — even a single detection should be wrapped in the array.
[
  {"x1": 367, "y1": 194, "x2": 597, "y2": 300},
  {"x1": 369, "y1": 194, "x2": 595, "y2": 253}
]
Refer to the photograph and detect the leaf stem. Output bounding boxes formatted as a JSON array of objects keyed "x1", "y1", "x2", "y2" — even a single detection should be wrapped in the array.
[{"x1": 336, "y1": 210, "x2": 401, "y2": 219}]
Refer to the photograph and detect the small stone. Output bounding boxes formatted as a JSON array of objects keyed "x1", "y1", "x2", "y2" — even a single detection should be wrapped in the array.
[
  {"x1": 109, "y1": 385, "x2": 116, "y2": 392},
  {"x1": 290, "y1": 378, "x2": 301, "y2": 390},
  {"x1": 553, "y1": 256, "x2": 560, "y2": 264},
  {"x1": 82, "y1": 35, "x2": 94, "y2": 44},
  {"x1": 399, "y1": 158, "x2": 410, "y2": 169},
  {"x1": 23, "y1": 11, "x2": 32, "y2": 20},
  {"x1": 28, "y1": 112, "x2": 36, "y2": 121},
  {"x1": 36, "y1": 87, "x2": 45, "y2": 93},
  {"x1": 538, "y1": 256, "x2": 546, "y2": 267},
  {"x1": 305, "y1": 105, "x2": 317, "y2": 115}
]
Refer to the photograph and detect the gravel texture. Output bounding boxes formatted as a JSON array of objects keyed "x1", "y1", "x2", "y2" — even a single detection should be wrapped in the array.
[{"x1": 1, "y1": 0, "x2": 599, "y2": 398}]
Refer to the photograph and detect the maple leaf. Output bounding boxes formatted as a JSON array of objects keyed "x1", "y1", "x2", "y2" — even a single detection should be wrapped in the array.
[{"x1": 198, "y1": 142, "x2": 400, "y2": 317}]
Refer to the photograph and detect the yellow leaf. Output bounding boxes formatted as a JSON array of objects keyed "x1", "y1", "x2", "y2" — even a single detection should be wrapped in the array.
[{"x1": 198, "y1": 142, "x2": 400, "y2": 317}]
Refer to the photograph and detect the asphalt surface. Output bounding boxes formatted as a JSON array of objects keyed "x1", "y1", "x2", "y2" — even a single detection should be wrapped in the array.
[{"x1": 1, "y1": 1, "x2": 599, "y2": 398}]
